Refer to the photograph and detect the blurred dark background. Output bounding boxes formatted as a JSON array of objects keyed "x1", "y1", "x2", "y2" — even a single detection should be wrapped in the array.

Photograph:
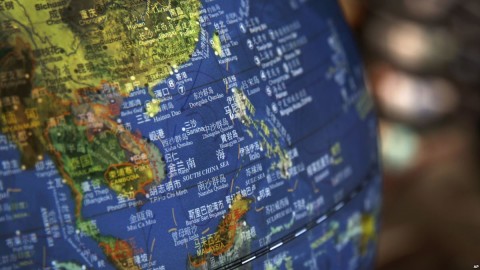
[{"x1": 338, "y1": 0, "x2": 480, "y2": 269}]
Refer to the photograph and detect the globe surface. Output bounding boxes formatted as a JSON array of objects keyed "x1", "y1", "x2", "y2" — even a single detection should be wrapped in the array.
[{"x1": 0, "y1": 0, "x2": 381, "y2": 269}]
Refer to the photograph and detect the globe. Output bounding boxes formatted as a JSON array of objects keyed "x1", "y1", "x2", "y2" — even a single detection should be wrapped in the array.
[{"x1": 0, "y1": 0, "x2": 381, "y2": 269}]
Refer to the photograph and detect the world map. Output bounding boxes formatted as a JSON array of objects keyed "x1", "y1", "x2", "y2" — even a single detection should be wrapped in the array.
[{"x1": 0, "y1": 0, "x2": 381, "y2": 269}]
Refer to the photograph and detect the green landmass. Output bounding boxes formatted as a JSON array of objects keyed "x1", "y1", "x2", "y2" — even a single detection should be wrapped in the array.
[
  {"x1": 54, "y1": 261, "x2": 84, "y2": 270},
  {"x1": 0, "y1": 0, "x2": 200, "y2": 269}
]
